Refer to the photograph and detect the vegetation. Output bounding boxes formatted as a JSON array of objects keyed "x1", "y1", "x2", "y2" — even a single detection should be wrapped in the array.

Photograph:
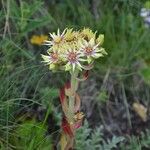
[{"x1": 0, "y1": 0, "x2": 150, "y2": 149}]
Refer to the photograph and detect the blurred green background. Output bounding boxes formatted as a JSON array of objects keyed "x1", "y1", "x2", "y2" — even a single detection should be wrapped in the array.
[{"x1": 0, "y1": 0, "x2": 150, "y2": 149}]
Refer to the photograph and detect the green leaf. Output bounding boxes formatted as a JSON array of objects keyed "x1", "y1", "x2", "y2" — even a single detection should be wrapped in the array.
[
  {"x1": 140, "y1": 67, "x2": 150, "y2": 85},
  {"x1": 97, "y1": 89, "x2": 108, "y2": 103},
  {"x1": 11, "y1": 120, "x2": 52, "y2": 149}
]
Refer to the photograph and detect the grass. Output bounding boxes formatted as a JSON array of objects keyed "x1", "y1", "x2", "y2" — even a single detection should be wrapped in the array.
[{"x1": 0, "y1": 0, "x2": 150, "y2": 149}]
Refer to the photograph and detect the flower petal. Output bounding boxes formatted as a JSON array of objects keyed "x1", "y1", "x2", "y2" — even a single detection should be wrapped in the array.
[{"x1": 41, "y1": 54, "x2": 50, "y2": 63}]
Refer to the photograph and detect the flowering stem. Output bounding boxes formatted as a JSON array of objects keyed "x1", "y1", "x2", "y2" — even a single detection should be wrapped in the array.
[
  {"x1": 68, "y1": 70, "x2": 78, "y2": 123},
  {"x1": 41, "y1": 28, "x2": 107, "y2": 150}
]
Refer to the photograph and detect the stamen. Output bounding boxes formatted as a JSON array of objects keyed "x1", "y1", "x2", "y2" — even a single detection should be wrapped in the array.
[
  {"x1": 54, "y1": 36, "x2": 63, "y2": 44},
  {"x1": 85, "y1": 47, "x2": 93, "y2": 55},
  {"x1": 68, "y1": 52, "x2": 77, "y2": 63},
  {"x1": 51, "y1": 53, "x2": 58, "y2": 62}
]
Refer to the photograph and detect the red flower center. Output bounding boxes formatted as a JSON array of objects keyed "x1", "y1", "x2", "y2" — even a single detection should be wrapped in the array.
[
  {"x1": 68, "y1": 52, "x2": 77, "y2": 63},
  {"x1": 51, "y1": 53, "x2": 58, "y2": 62},
  {"x1": 85, "y1": 47, "x2": 93, "y2": 55}
]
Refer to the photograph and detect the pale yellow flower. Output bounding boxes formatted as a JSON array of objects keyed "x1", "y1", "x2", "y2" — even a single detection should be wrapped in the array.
[
  {"x1": 41, "y1": 50, "x2": 59, "y2": 69},
  {"x1": 45, "y1": 29, "x2": 66, "y2": 46},
  {"x1": 64, "y1": 29, "x2": 80, "y2": 43},
  {"x1": 80, "y1": 28, "x2": 96, "y2": 41},
  {"x1": 80, "y1": 38, "x2": 107, "y2": 63},
  {"x1": 63, "y1": 48, "x2": 85, "y2": 71}
]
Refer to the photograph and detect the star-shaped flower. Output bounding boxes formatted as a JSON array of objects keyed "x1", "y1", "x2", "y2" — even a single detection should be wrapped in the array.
[
  {"x1": 41, "y1": 51, "x2": 59, "y2": 69},
  {"x1": 80, "y1": 38, "x2": 107, "y2": 63},
  {"x1": 44, "y1": 29, "x2": 66, "y2": 46},
  {"x1": 63, "y1": 48, "x2": 86, "y2": 72}
]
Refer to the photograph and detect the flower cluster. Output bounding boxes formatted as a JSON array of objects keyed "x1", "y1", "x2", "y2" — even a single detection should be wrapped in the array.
[{"x1": 41, "y1": 28, "x2": 107, "y2": 72}]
